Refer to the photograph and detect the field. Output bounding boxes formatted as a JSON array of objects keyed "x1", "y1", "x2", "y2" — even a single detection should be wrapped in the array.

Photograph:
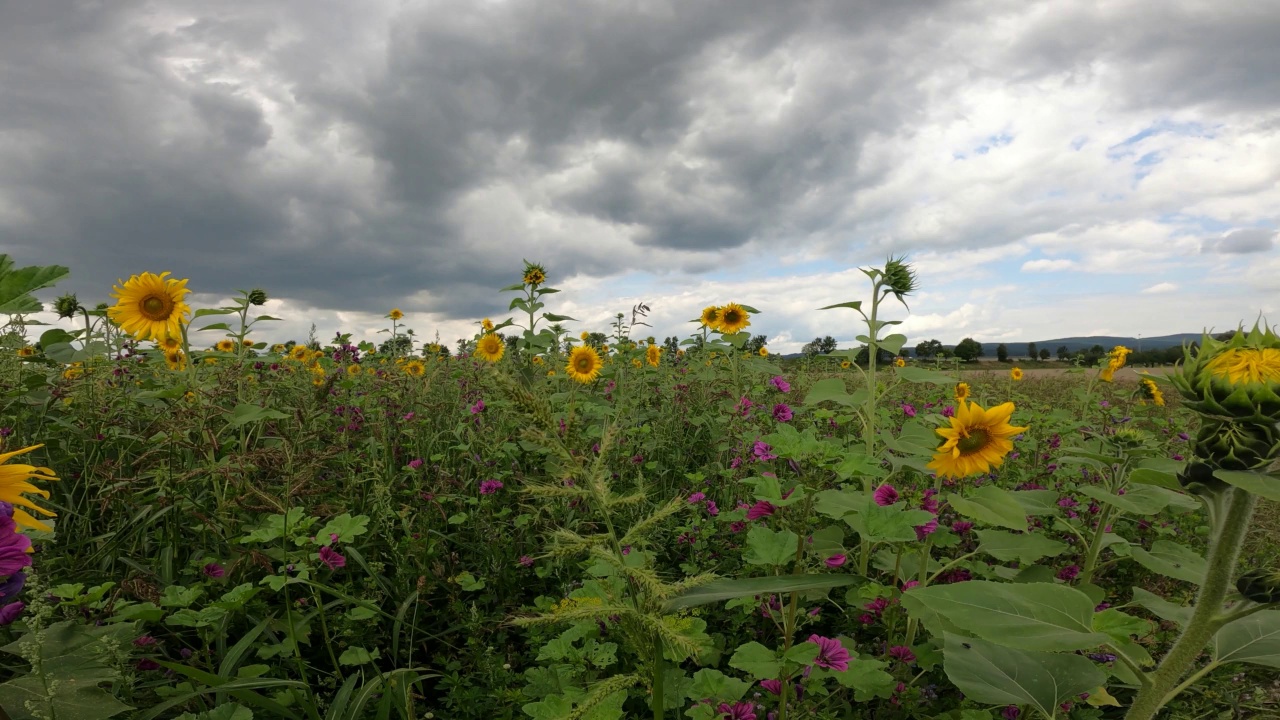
[{"x1": 0, "y1": 260, "x2": 1278, "y2": 720}]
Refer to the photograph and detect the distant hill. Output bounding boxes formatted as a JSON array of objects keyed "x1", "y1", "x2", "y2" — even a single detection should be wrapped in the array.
[{"x1": 974, "y1": 333, "x2": 1202, "y2": 357}]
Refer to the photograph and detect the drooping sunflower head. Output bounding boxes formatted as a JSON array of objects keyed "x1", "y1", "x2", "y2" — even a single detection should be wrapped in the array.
[
  {"x1": 474, "y1": 333, "x2": 505, "y2": 363},
  {"x1": 1138, "y1": 377, "x2": 1165, "y2": 406},
  {"x1": 215, "y1": 339, "x2": 237, "y2": 353},
  {"x1": 566, "y1": 345, "x2": 603, "y2": 384},
  {"x1": 631, "y1": 358, "x2": 642, "y2": 369},
  {"x1": 164, "y1": 350, "x2": 186, "y2": 370},
  {"x1": 955, "y1": 382, "x2": 971, "y2": 403},
  {"x1": 1171, "y1": 324, "x2": 1280, "y2": 423},
  {"x1": 403, "y1": 359, "x2": 426, "y2": 377},
  {"x1": 482, "y1": 318, "x2": 494, "y2": 332},
  {"x1": 522, "y1": 261, "x2": 548, "y2": 287},
  {"x1": 927, "y1": 401, "x2": 1030, "y2": 479},
  {"x1": 646, "y1": 344, "x2": 662, "y2": 367},
  {"x1": 16, "y1": 346, "x2": 36, "y2": 358},
  {"x1": 0, "y1": 444, "x2": 59, "y2": 531},
  {"x1": 159, "y1": 335, "x2": 182, "y2": 352},
  {"x1": 108, "y1": 271, "x2": 192, "y2": 341},
  {"x1": 717, "y1": 303, "x2": 751, "y2": 334},
  {"x1": 388, "y1": 308, "x2": 404, "y2": 321},
  {"x1": 700, "y1": 306, "x2": 721, "y2": 330},
  {"x1": 1010, "y1": 367, "x2": 1024, "y2": 381}
]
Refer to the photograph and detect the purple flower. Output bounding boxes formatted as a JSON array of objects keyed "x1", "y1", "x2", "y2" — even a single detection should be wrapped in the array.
[
  {"x1": 751, "y1": 441, "x2": 777, "y2": 462},
  {"x1": 901, "y1": 403, "x2": 917, "y2": 418},
  {"x1": 770, "y1": 376, "x2": 791, "y2": 393},
  {"x1": 920, "y1": 494, "x2": 939, "y2": 514},
  {"x1": 202, "y1": 563, "x2": 225, "y2": 579},
  {"x1": 914, "y1": 518, "x2": 939, "y2": 541},
  {"x1": 873, "y1": 484, "x2": 899, "y2": 506},
  {"x1": 408, "y1": 458, "x2": 424, "y2": 470},
  {"x1": 136, "y1": 658, "x2": 161, "y2": 671},
  {"x1": 941, "y1": 405, "x2": 955, "y2": 417},
  {"x1": 807, "y1": 634, "x2": 851, "y2": 672},
  {"x1": 889, "y1": 645, "x2": 916, "y2": 664},
  {"x1": 518, "y1": 555, "x2": 534, "y2": 567},
  {"x1": 180, "y1": 647, "x2": 193, "y2": 659},
  {"x1": 1058, "y1": 497, "x2": 1078, "y2": 508},
  {"x1": 746, "y1": 501, "x2": 776, "y2": 521},
  {"x1": 825, "y1": 554, "x2": 847, "y2": 568},
  {"x1": 706, "y1": 501, "x2": 719, "y2": 516},
  {"x1": 319, "y1": 546, "x2": 346, "y2": 571},
  {"x1": 479, "y1": 479, "x2": 504, "y2": 495},
  {"x1": 1002, "y1": 706, "x2": 1021, "y2": 720},
  {"x1": 1057, "y1": 564, "x2": 1081, "y2": 581},
  {"x1": 0, "y1": 572, "x2": 25, "y2": 601},
  {"x1": 470, "y1": 399, "x2": 486, "y2": 414},
  {"x1": 1177, "y1": 432, "x2": 1189, "y2": 441},
  {"x1": 760, "y1": 679, "x2": 782, "y2": 695},
  {"x1": 951, "y1": 520, "x2": 973, "y2": 534},
  {"x1": 716, "y1": 702, "x2": 757, "y2": 720},
  {"x1": 0, "y1": 601, "x2": 23, "y2": 625},
  {"x1": 134, "y1": 635, "x2": 159, "y2": 647},
  {"x1": 688, "y1": 492, "x2": 706, "y2": 504},
  {"x1": 772, "y1": 403, "x2": 793, "y2": 422},
  {"x1": 0, "y1": 504, "x2": 32, "y2": 577}
]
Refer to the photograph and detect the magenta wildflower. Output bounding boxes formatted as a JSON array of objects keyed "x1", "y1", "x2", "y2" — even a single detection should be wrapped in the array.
[
  {"x1": 479, "y1": 479, "x2": 504, "y2": 495},
  {"x1": 408, "y1": 458, "x2": 424, "y2": 470},
  {"x1": 201, "y1": 563, "x2": 225, "y2": 579},
  {"x1": 1057, "y1": 564, "x2": 1081, "y2": 581},
  {"x1": 807, "y1": 634, "x2": 851, "y2": 672},
  {"x1": 902, "y1": 580, "x2": 920, "y2": 591},
  {"x1": 951, "y1": 520, "x2": 973, "y2": 534},
  {"x1": 470, "y1": 399, "x2": 485, "y2": 414},
  {"x1": 941, "y1": 405, "x2": 955, "y2": 417},
  {"x1": 746, "y1": 501, "x2": 776, "y2": 521},
  {"x1": 772, "y1": 403, "x2": 793, "y2": 422},
  {"x1": 319, "y1": 546, "x2": 346, "y2": 571},
  {"x1": 716, "y1": 702, "x2": 757, "y2": 720},
  {"x1": 865, "y1": 597, "x2": 890, "y2": 615},
  {"x1": 760, "y1": 679, "x2": 782, "y2": 695},
  {"x1": 873, "y1": 484, "x2": 899, "y2": 506},
  {"x1": 770, "y1": 376, "x2": 791, "y2": 392},
  {"x1": 824, "y1": 554, "x2": 847, "y2": 568},
  {"x1": 920, "y1": 494, "x2": 939, "y2": 513},
  {"x1": 706, "y1": 501, "x2": 719, "y2": 516},
  {"x1": 914, "y1": 518, "x2": 938, "y2": 541},
  {"x1": 889, "y1": 645, "x2": 916, "y2": 663},
  {"x1": 0, "y1": 504, "x2": 32, "y2": 577},
  {"x1": 0, "y1": 601, "x2": 23, "y2": 625},
  {"x1": 136, "y1": 658, "x2": 161, "y2": 671},
  {"x1": 133, "y1": 635, "x2": 159, "y2": 648},
  {"x1": 518, "y1": 555, "x2": 534, "y2": 567},
  {"x1": 751, "y1": 441, "x2": 777, "y2": 462},
  {"x1": 1003, "y1": 706, "x2": 1021, "y2": 719},
  {"x1": 901, "y1": 403, "x2": 917, "y2": 418},
  {"x1": 688, "y1": 492, "x2": 706, "y2": 504}
]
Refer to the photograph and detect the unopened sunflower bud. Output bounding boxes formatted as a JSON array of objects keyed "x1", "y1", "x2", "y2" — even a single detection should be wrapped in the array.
[
  {"x1": 1109, "y1": 427, "x2": 1148, "y2": 450},
  {"x1": 1176, "y1": 459, "x2": 1229, "y2": 494},
  {"x1": 54, "y1": 293, "x2": 81, "y2": 319},
  {"x1": 882, "y1": 256, "x2": 918, "y2": 302},
  {"x1": 1171, "y1": 325, "x2": 1280, "y2": 424},
  {"x1": 247, "y1": 289, "x2": 268, "y2": 306},
  {"x1": 1237, "y1": 569, "x2": 1280, "y2": 604},
  {"x1": 1193, "y1": 418, "x2": 1280, "y2": 471}
]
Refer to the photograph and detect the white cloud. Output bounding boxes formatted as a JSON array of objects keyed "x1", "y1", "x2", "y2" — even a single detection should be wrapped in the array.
[
  {"x1": 1142, "y1": 282, "x2": 1179, "y2": 294},
  {"x1": 1021, "y1": 259, "x2": 1075, "y2": 272}
]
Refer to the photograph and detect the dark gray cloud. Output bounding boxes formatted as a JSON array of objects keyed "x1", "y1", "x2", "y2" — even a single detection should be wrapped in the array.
[
  {"x1": 1203, "y1": 228, "x2": 1276, "y2": 254},
  {"x1": 0, "y1": 0, "x2": 1276, "y2": 323}
]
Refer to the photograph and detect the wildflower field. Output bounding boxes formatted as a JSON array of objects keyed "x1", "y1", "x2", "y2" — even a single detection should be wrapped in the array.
[{"x1": 0, "y1": 257, "x2": 1277, "y2": 720}]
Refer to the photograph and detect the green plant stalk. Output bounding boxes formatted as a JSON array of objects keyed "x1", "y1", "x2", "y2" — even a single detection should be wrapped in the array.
[
  {"x1": 1078, "y1": 502, "x2": 1117, "y2": 584},
  {"x1": 652, "y1": 647, "x2": 664, "y2": 720},
  {"x1": 1124, "y1": 487, "x2": 1258, "y2": 720},
  {"x1": 856, "y1": 279, "x2": 884, "y2": 576}
]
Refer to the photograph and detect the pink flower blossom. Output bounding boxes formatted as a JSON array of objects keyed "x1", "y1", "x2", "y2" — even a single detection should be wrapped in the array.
[
  {"x1": 470, "y1": 400, "x2": 485, "y2": 414},
  {"x1": 901, "y1": 403, "x2": 916, "y2": 418},
  {"x1": 807, "y1": 634, "x2": 851, "y2": 672},
  {"x1": 752, "y1": 441, "x2": 776, "y2": 462},
  {"x1": 319, "y1": 546, "x2": 346, "y2": 571},
  {"x1": 407, "y1": 458, "x2": 424, "y2": 470},
  {"x1": 760, "y1": 679, "x2": 782, "y2": 695},
  {"x1": 873, "y1": 484, "x2": 899, "y2": 506},
  {"x1": 772, "y1": 403, "x2": 793, "y2": 422},
  {"x1": 688, "y1": 492, "x2": 706, "y2": 504},
  {"x1": 479, "y1": 479, "x2": 504, "y2": 494},
  {"x1": 914, "y1": 518, "x2": 939, "y2": 541},
  {"x1": 518, "y1": 555, "x2": 534, "y2": 567},
  {"x1": 746, "y1": 501, "x2": 776, "y2": 521},
  {"x1": 716, "y1": 702, "x2": 757, "y2": 720},
  {"x1": 824, "y1": 554, "x2": 847, "y2": 568},
  {"x1": 202, "y1": 563, "x2": 225, "y2": 578},
  {"x1": 770, "y1": 376, "x2": 791, "y2": 393},
  {"x1": 889, "y1": 645, "x2": 916, "y2": 663},
  {"x1": 706, "y1": 501, "x2": 719, "y2": 516}
]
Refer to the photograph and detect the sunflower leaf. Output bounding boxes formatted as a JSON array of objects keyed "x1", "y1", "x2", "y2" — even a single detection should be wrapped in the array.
[{"x1": 819, "y1": 301, "x2": 863, "y2": 311}]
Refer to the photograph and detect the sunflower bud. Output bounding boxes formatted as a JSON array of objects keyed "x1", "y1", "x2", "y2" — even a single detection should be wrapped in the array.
[
  {"x1": 1237, "y1": 569, "x2": 1280, "y2": 604},
  {"x1": 54, "y1": 293, "x2": 81, "y2": 319},
  {"x1": 1108, "y1": 427, "x2": 1148, "y2": 450},
  {"x1": 1170, "y1": 325, "x2": 1280, "y2": 424},
  {"x1": 1192, "y1": 418, "x2": 1280, "y2": 471},
  {"x1": 882, "y1": 256, "x2": 918, "y2": 302},
  {"x1": 1176, "y1": 459, "x2": 1229, "y2": 494},
  {"x1": 247, "y1": 289, "x2": 268, "y2": 306},
  {"x1": 522, "y1": 261, "x2": 548, "y2": 287}
]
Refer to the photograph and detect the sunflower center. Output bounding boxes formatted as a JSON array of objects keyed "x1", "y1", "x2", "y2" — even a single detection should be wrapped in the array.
[
  {"x1": 956, "y1": 429, "x2": 991, "y2": 455},
  {"x1": 722, "y1": 310, "x2": 741, "y2": 325},
  {"x1": 574, "y1": 356, "x2": 593, "y2": 372},
  {"x1": 139, "y1": 293, "x2": 173, "y2": 321},
  {"x1": 1208, "y1": 348, "x2": 1280, "y2": 385}
]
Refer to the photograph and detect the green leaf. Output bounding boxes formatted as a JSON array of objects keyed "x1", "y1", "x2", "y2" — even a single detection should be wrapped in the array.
[
  {"x1": 830, "y1": 657, "x2": 895, "y2": 700},
  {"x1": 743, "y1": 526, "x2": 799, "y2": 567},
  {"x1": 1010, "y1": 490, "x2": 1063, "y2": 516},
  {"x1": 844, "y1": 499, "x2": 936, "y2": 543},
  {"x1": 160, "y1": 585, "x2": 204, "y2": 608},
  {"x1": 662, "y1": 574, "x2": 863, "y2": 612},
  {"x1": 0, "y1": 620, "x2": 136, "y2": 720},
  {"x1": 1214, "y1": 470, "x2": 1280, "y2": 502},
  {"x1": 1130, "y1": 588, "x2": 1191, "y2": 626},
  {"x1": 1092, "y1": 609, "x2": 1154, "y2": 643},
  {"x1": 1128, "y1": 467, "x2": 1182, "y2": 491},
  {"x1": 315, "y1": 513, "x2": 370, "y2": 544},
  {"x1": 225, "y1": 404, "x2": 290, "y2": 428},
  {"x1": 901, "y1": 582, "x2": 1111, "y2": 651},
  {"x1": 975, "y1": 529, "x2": 1069, "y2": 564},
  {"x1": 0, "y1": 257, "x2": 70, "y2": 314},
  {"x1": 879, "y1": 334, "x2": 908, "y2": 355},
  {"x1": 199, "y1": 322, "x2": 234, "y2": 332},
  {"x1": 541, "y1": 313, "x2": 578, "y2": 322},
  {"x1": 1075, "y1": 485, "x2": 1193, "y2": 516},
  {"x1": 942, "y1": 634, "x2": 1106, "y2": 718},
  {"x1": 338, "y1": 647, "x2": 380, "y2": 666},
  {"x1": 803, "y1": 378, "x2": 860, "y2": 408},
  {"x1": 688, "y1": 669, "x2": 750, "y2": 702},
  {"x1": 1212, "y1": 610, "x2": 1280, "y2": 668},
  {"x1": 819, "y1": 301, "x2": 863, "y2": 311},
  {"x1": 193, "y1": 308, "x2": 235, "y2": 318},
  {"x1": 894, "y1": 366, "x2": 957, "y2": 385},
  {"x1": 1130, "y1": 540, "x2": 1206, "y2": 584},
  {"x1": 947, "y1": 486, "x2": 1029, "y2": 531},
  {"x1": 728, "y1": 642, "x2": 780, "y2": 680}
]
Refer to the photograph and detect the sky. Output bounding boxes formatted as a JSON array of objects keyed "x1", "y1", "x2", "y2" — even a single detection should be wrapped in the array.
[{"x1": 2, "y1": 0, "x2": 1278, "y2": 354}]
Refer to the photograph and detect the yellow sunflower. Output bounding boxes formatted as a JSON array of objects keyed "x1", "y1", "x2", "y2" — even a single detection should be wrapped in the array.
[
  {"x1": 758, "y1": 346, "x2": 769, "y2": 357},
  {"x1": 547, "y1": 369, "x2": 556, "y2": 376},
  {"x1": 474, "y1": 333, "x2": 505, "y2": 363},
  {"x1": 389, "y1": 308, "x2": 404, "y2": 321},
  {"x1": 533, "y1": 355, "x2": 544, "y2": 365},
  {"x1": 241, "y1": 339, "x2": 255, "y2": 351},
  {"x1": 1139, "y1": 377, "x2": 1165, "y2": 406},
  {"x1": 699, "y1": 306, "x2": 721, "y2": 330},
  {"x1": 312, "y1": 376, "x2": 326, "y2": 387},
  {"x1": 215, "y1": 339, "x2": 237, "y2": 353},
  {"x1": 894, "y1": 357, "x2": 906, "y2": 368},
  {"x1": 566, "y1": 345, "x2": 603, "y2": 384},
  {"x1": 1010, "y1": 367, "x2": 1024, "y2": 381},
  {"x1": 1206, "y1": 347, "x2": 1280, "y2": 385},
  {"x1": 403, "y1": 359, "x2": 426, "y2": 377},
  {"x1": 289, "y1": 345, "x2": 311, "y2": 361},
  {"x1": 164, "y1": 350, "x2": 186, "y2": 371},
  {"x1": 580, "y1": 331, "x2": 590, "y2": 341},
  {"x1": 0, "y1": 444, "x2": 58, "y2": 531},
  {"x1": 646, "y1": 344, "x2": 662, "y2": 367},
  {"x1": 522, "y1": 263, "x2": 547, "y2": 287},
  {"x1": 482, "y1": 318, "x2": 495, "y2": 332},
  {"x1": 955, "y1": 382, "x2": 972, "y2": 404},
  {"x1": 62, "y1": 364, "x2": 84, "y2": 380},
  {"x1": 927, "y1": 401, "x2": 1029, "y2": 479},
  {"x1": 632, "y1": 358, "x2": 643, "y2": 369},
  {"x1": 108, "y1": 271, "x2": 192, "y2": 341},
  {"x1": 840, "y1": 360, "x2": 851, "y2": 369},
  {"x1": 16, "y1": 346, "x2": 36, "y2": 358},
  {"x1": 271, "y1": 343, "x2": 286, "y2": 354},
  {"x1": 346, "y1": 364, "x2": 362, "y2": 376},
  {"x1": 717, "y1": 303, "x2": 751, "y2": 334},
  {"x1": 160, "y1": 336, "x2": 182, "y2": 352}
]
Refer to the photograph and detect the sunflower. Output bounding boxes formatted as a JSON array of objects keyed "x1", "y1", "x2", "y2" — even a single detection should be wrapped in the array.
[
  {"x1": 159, "y1": 336, "x2": 182, "y2": 352},
  {"x1": 716, "y1": 303, "x2": 750, "y2": 334},
  {"x1": 16, "y1": 346, "x2": 35, "y2": 358},
  {"x1": 840, "y1": 360, "x2": 851, "y2": 369},
  {"x1": 631, "y1": 358, "x2": 642, "y2": 369},
  {"x1": 894, "y1": 357, "x2": 906, "y2": 368},
  {"x1": 312, "y1": 376, "x2": 326, "y2": 387},
  {"x1": 1139, "y1": 377, "x2": 1165, "y2": 406},
  {"x1": 532, "y1": 355, "x2": 544, "y2": 365},
  {"x1": 474, "y1": 333, "x2": 505, "y2": 363},
  {"x1": 700, "y1": 306, "x2": 721, "y2": 330},
  {"x1": 403, "y1": 359, "x2": 426, "y2": 377},
  {"x1": 580, "y1": 331, "x2": 590, "y2": 341},
  {"x1": 62, "y1": 364, "x2": 84, "y2": 380},
  {"x1": 758, "y1": 347, "x2": 769, "y2": 357},
  {"x1": 927, "y1": 401, "x2": 1029, "y2": 479},
  {"x1": 388, "y1": 308, "x2": 404, "y2": 321},
  {"x1": 310, "y1": 363, "x2": 326, "y2": 377},
  {"x1": 241, "y1": 339, "x2": 255, "y2": 351},
  {"x1": 346, "y1": 364, "x2": 362, "y2": 376},
  {"x1": 1010, "y1": 367, "x2": 1023, "y2": 381},
  {"x1": 271, "y1": 343, "x2": 286, "y2": 354},
  {"x1": 955, "y1": 382, "x2": 971, "y2": 404},
  {"x1": 289, "y1": 345, "x2": 311, "y2": 361},
  {"x1": 646, "y1": 344, "x2": 662, "y2": 367},
  {"x1": 522, "y1": 262, "x2": 547, "y2": 287},
  {"x1": 108, "y1": 271, "x2": 192, "y2": 341},
  {"x1": 1206, "y1": 348, "x2": 1280, "y2": 386},
  {"x1": 215, "y1": 339, "x2": 237, "y2": 353},
  {"x1": 164, "y1": 350, "x2": 186, "y2": 371},
  {"x1": 566, "y1": 345, "x2": 603, "y2": 384},
  {"x1": 482, "y1": 318, "x2": 495, "y2": 332},
  {"x1": 0, "y1": 444, "x2": 58, "y2": 531},
  {"x1": 547, "y1": 370, "x2": 556, "y2": 376}
]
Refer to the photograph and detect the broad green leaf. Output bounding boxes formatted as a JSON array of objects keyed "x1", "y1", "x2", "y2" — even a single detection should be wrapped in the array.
[
  {"x1": 225, "y1": 404, "x2": 290, "y2": 427},
  {"x1": 1130, "y1": 588, "x2": 1191, "y2": 626},
  {"x1": 0, "y1": 257, "x2": 70, "y2": 314},
  {"x1": 744, "y1": 526, "x2": 799, "y2": 567},
  {"x1": 1129, "y1": 467, "x2": 1182, "y2": 491},
  {"x1": 844, "y1": 499, "x2": 937, "y2": 543},
  {"x1": 804, "y1": 378, "x2": 859, "y2": 408},
  {"x1": 830, "y1": 657, "x2": 895, "y2": 700},
  {"x1": 1092, "y1": 609, "x2": 1154, "y2": 642},
  {"x1": 1130, "y1": 540, "x2": 1206, "y2": 584},
  {"x1": 819, "y1": 301, "x2": 863, "y2": 311},
  {"x1": 948, "y1": 486, "x2": 1029, "y2": 531},
  {"x1": 688, "y1": 669, "x2": 750, "y2": 702},
  {"x1": 901, "y1": 582, "x2": 1110, "y2": 651},
  {"x1": 879, "y1": 333, "x2": 908, "y2": 355},
  {"x1": 160, "y1": 585, "x2": 203, "y2": 608},
  {"x1": 1075, "y1": 485, "x2": 1193, "y2": 516},
  {"x1": 338, "y1": 647, "x2": 380, "y2": 665},
  {"x1": 975, "y1": 529, "x2": 1068, "y2": 564},
  {"x1": 728, "y1": 642, "x2": 780, "y2": 680},
  {"x1": 0, "y1": 620, "x2": 136, "y2": 720},
  {"x1": 784, "y1": 641, "x2": 820, "y2": 666},
  {"x1": 1212, "y1": 610, "x2": 1280, "y2": 668},
  {"x1": 1214, "y1": 470, "x2": 1280, "y2": 502},
  {"x1": 1011, "y1": 490, "x2": 1062, "y2": 516},
  {"x1": 663, "y1": 574, "x2": 862, "y2": 612},
  {"x1": 942, "y1": 634, "x2": 1105, "y2": 718},
  {"x1": 894, "y1": 366, "x2": 956, "y2": 385},
  {"x1": 813, "y1": 488, "x2": 871, "y2": 519},
  {"x1": 315, "y1": 513, "x2": 370, "y2": 544}
]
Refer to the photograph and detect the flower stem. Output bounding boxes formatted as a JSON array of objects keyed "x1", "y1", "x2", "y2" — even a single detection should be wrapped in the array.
[{"x1": 1124, "y1": 487, "x2": 1258, "y2": 720}]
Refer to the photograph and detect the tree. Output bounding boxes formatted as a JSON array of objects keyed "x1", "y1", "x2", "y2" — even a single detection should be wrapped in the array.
[
  {"x1": 1057, "y1": 345, "x2": 1070, "y2": 361},
  {"x1": 954, "y1": 337, "x2": 983, "y2": 362},
  {"x1": 996, "y1": 343, "x2": 1009, "y2": 362},
  {"x1": 1039, "y1": 348, "x2": 1050, "y2": 361},
  {"x1": 1027, "y1": 342, "x2": 1038, "y2": 360},
  {"x1": 663, "y1": 336, "x2": 680, "y2": 355},
  {"x1": 379, "y1": 335, "x2": 412, "y2": 355},
  {"x1": 915, "y1": 339, "x2": 944, "y2": 358},
  {"x1": 746, "y1": 334, "x2": 768, "y2": 355},
  {"x1": 802, "y1": 336, "x2": 839, "y2": 357}
]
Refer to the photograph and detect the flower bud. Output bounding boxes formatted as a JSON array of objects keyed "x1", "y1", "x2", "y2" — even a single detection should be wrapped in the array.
[
  {"x1": 882, "y1": 256, "x2": 918, "y2": 302},
  {"x1": 247, "y1": 289, "x2": 268, "y2": 306},
  {"x1": 1237, "y1": 569, "x2": 1280, "y2": 604},
  {"x1": 1170, "y1": 325, "x2": 1280, "y2": 424},
  {"x1": 1192, "y1": 418, "x2": 1280, "y2": 471},
  {"x1": 54, "y1": 293, "x2": 81, "y2": 319}
]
